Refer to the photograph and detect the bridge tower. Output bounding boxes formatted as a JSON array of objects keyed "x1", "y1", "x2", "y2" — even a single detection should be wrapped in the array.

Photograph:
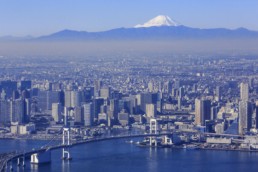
[
  {"x1": 62, "y1": 128, "x2": 72, "y2": 160},
  {"x1": 150, "y1": 118, "x2": 158, "y2": 134},
  {"x1": 149, "y1": 118, "x2": 158, "y2": 146}
]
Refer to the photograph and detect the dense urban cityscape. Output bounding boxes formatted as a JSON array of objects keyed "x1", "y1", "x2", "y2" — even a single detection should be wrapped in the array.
[{"x1": 0, "y1": 54, "x2": 257, "y2": 142}]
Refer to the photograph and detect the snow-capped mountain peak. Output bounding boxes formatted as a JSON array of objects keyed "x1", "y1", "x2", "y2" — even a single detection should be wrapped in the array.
[{"x1": 134, "y1": 15, "x2": 180, "y2": 28}]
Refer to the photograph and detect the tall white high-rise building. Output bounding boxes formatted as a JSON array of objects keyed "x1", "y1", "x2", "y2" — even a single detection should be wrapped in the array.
[
  {"x1": 238, "y1": 101, "x2": 252, "y2": 135},
  {"x1": 83, "y1": 103, "x2": 93, "y2": 127},
  {"x1": 100, "y1": 87, "x2": 110, "y2": 99},
  {"x1": 145, "y1": 103, "x2": 157, "y2": 118},
  {"x1": 195, "y1": 98, "x2": 211, "y2": 126},
  {"x1": 52, "y1": 103, "x2": 62, "y2": 122},
  {"x1": 240, "y1": 82, "x2": 249, "y2": 101}
]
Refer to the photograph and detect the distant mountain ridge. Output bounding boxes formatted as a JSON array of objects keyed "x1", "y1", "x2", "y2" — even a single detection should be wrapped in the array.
[
  {"x1": 1, "y1": 15, "x2": 258, "y2": 41},
  {"x1": 36, "y1": 26, "x2": 258, "y2": 41}
]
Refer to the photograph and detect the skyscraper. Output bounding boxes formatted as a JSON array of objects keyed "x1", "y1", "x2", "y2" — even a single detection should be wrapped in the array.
[
  {"x1": 71, "y1": 91, "x2": 82, "y2": 107},
  {"x1": 195, "y1": 98, "x2": 211, "y2": 126},
  {"x1": 0, "y1": 100, "x2": 10, "y2": 125},
  {"x1": 83, "y1": 103, "x2": 93, "y2": 127},
  {"x1": 100, "y1": 87, "x2": 110, "y2": 99},
  {"x1": 10, "y1": 99, "x2": 25, "y2": 124},
  {"x1": 93, "y1": 98, "x2": 104, "y2": 120},
  {"x1": 240, "y1": 82, "x2": 249, "y2": 101},
  {"x1": 64, "y1": 91, "x2": 72, "y2": 108},
  {"x1": 20, "y1": 80, "x2": 32, "y2": 91},
  {"x1": 94, "y1": 80, "x2": 103, "y2": 97},
  {"x1": 145, "y1": 103, "x2": 157, "y2": 118},
  {"x1": 215, "y1": 86, "x2": 222, "y2": 101},
  {"x1": 238, "y1": 101, "x2": 252, "y2": 135},
  {"x1": 52, "y1": 103, "x2": 62, "y2": 122},
  {"x1": 0, "y1": 80, "x2": 17, "y2": 99},
  {"x1": 74, "y1": 106, "x2": 83, "y2": 123},
  {"x1": 109, "y1": 99, "x2": 119, "y2": 121}
]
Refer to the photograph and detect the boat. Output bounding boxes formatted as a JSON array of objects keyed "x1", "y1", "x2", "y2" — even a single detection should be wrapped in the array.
[
  {"x1": 161, "y1": 135, "x2": 173, "y2": 148},
  {"x1": 183, "y1": 144, "x2": 200, "y2": 150},
  {"x1": 125, "y1": 140, "x2": 134, "y2": 144},
  {"x1": 137, "y1": 137, "x2": 162, "y2": 147},
  {"x1": 250, "y1": 144, "x2": 258, "y2": 150}
]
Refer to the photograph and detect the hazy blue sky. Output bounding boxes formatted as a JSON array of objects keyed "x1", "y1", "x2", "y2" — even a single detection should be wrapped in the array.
[{"x1": 1, "y1": 0, "x2": 258, "y2": 36}]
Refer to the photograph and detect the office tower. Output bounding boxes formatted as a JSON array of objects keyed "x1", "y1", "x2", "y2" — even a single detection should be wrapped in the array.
[
  {"x1": 37, "y1": 90, "x2": 48, "y2": 112},
  {"x1": 74, "y1": 106, "x2": 83, "y2": 123},
  {"x1": 174, "y1": 80, "x2": 181, "y2": 89},
  {"x1": 63, "y1": 107, "x2": 69, "y2": 126},
  {"x1": 136, "y1": 94, "x2": 141, "y2": 106},
  {"x1": 59, "y1": 90, "x2": 65, "y2": 107},
  {"x1": 249, "y1": 78, "x2": 254, "y2": 89},
  {"x1": 145, "y1": 104, "x2": 157, "y2": 118},
  {"x1": 195, "y1": 98, "x2": 211, "y2": 126},
  {"x1": 100, "y1": 87, "x2": 110, "y2": 99},
  {"x1": 93, "y1": 98, "x2": 104, "y2": 120},
  {"x1": 24, "y1": 98, "x2": 31, "y2": 121},
  {"x1": 148, "y1": 81, "x2": 154, "y2": 92},
  {"x1": 20, "y1": 80, "x2": 32, "y2": 91},
  {"x1": 71, "y1": 91, "x2": 82, "y2": 107},
  {"x1": 0, "y1": 80, "x2": 17, "y2": 99},
  {"x1": 21, "y1": 89, "x2": 30, "y2": 99},
  {"x1": 64, "y1": 91, "x2": 72, "y2": 108},
  {"x1": 118, "y1": 109, "x2": 129, "y2": 126},
  {"x1": 109, "y1": 99, "x2": 119, "y2": 120},
  {"x1": 0, "y1": 100, "x2": 10, "y2": 124},
  {"x1": 83, "y1": 87, "x2": 94, "y2": 101},
  {"x1": 10, "y1": 99, "x2": 25, "y2": 124},
  {"x1": 171, "y1": 88, "x2": 178, "y2": 98},
  {"x1": 140, "y1": 93, "x2": 158, "y2": 114},
  {"x1": 38, "y1": 90, "x2": 60, "y2": 112},
  {"x1": 83, "y1": 103, "x2": 93, "y2": 127},
  {"x1": 12, "y1": 90, "x2": 20, "y2": 100},
  {"x1": 47, "y1": 91, "x2": 60, "y2": 110},
  {"x1": 158, "y1": 81, "x2": 163, "y2": 92},
  {"x1": 178, "y1": 87, "x2": 184, "y2": 98},
  {"x1": 211, "y1": 106, "x2": 219, "y2": 120},
  {"x1": 111, "y1": 90, "x2": 122, "y2": 100},
  {"x1": 163, "y1": 81, "x2": 172, "y2": 94},
  {"x1": 52, "y1": 103, "x2": 62, "y2": 122},
  {"x1": 123, "y1": 99, "x2": 132, "y2": 114},
  {"x1": 178, "y1": 97, "x2": 182, "y2": 110},
  {"x1": 94, "y1": 80, "x2": 103, "y2": 97},
  {"x1": 240, "y1": 82, "x2": 249, "y2": 101},
  {"x1": 215, "y1": 86, "x2": 222, "y2": 101},
  {"x1": 238, "y1": 101, "x2": 252, "y2": 135},
  {"x1": 100, "y1": 105, "x2": 107, "y2": 113}
]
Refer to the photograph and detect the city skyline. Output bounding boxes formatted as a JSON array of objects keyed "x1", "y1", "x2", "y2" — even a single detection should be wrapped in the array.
[{"x1": 1, "y1": 0, "x2": 258, "y2": 36}]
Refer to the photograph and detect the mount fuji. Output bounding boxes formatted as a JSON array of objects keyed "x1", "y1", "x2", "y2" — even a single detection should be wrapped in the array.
[{"x1": 135, "y1": 15, "x2": 180, "y2": 28}]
